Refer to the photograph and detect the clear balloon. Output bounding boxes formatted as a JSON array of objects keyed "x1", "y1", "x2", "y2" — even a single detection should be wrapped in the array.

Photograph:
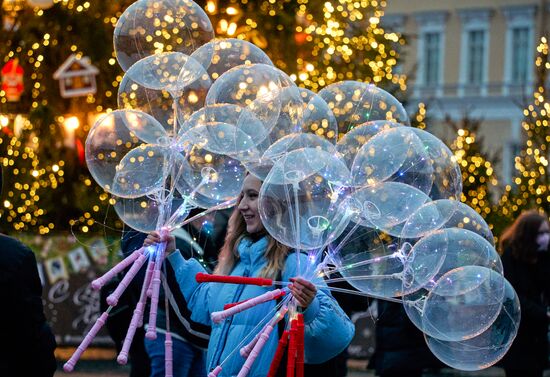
[
  {"x1": 401, "y1": 199, "x2": 494, "y2": 244},
  {"x1": 114, "y1": 0, "x2": 214, "y2": 71},
  {"x1": 182, "y1": 104, "x2": 269, "y2": 153},
  {"x1": 422, "y1": 266, "x2": 506, "y2": 342},
  {"x1": 326, "y1": 225, "x2": 414, "y2": 298},
  {"x1": 176, "y1": 141, "x2": 247, "y2": 209},
  {"x1": 191, "y1": 38, "x2": 273, "y2": 82},
  {"x1": 113, "y1": 192, "x2": 192, "y2": 233},
  {"x1": 85, "y1": 110, "x2": 167, "y2": 197},
  {"x1": 410, "y1": 128, "x2": 462, "y2": 201},
  {"x1": 112, "y1": 144, "x2": 172, "y2": 198},
  {"x1": 351, "y1": 127, "x2": 434, "y2": 194},
  {"x1": 425, "y1": 273, "x2": 520, "y2": 371},
  {"x1": 118, "y1": 61, "x2": 211, "y2": 133},
  {"x1": 298, "y1": 88, "x2": 338, "y2": 144},
  {"x1": 259, "y1": 148, "x2": 352, "y2": 250},
  {"x1": 247, "y1": 133, "x2": 338, "y2": 181},
  {"x1": 205, "y1": 64, "x2": 300, "y2": 133},
  {"x1": 336, "y1": 120, "x2": 401, "y2": 168},
  {"x1": 124, "y1": 53, "x2": 209, "y2": 96},
  {"x1": 403, "y1": 228, "x2": 502, "y2": 331},
  {"x1": 317, "y1": 80, "x2": 410, "y2": 136},
  {"x1": 349, "y1": 182, "x2": 431, "y2": 232}
]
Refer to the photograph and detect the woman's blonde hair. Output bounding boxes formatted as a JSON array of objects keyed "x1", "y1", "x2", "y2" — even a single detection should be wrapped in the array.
[{"x1": 214, "y1": 192, "x2": 289, "y2": 279}]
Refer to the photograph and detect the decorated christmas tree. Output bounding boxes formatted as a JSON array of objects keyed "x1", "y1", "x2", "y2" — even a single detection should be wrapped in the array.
[
  {"x1": 497, "y1": 36, "x2": 550, "y2": 222},
  {"x1": 446, "y1": 115, "x2": 500, "y2": 231}
]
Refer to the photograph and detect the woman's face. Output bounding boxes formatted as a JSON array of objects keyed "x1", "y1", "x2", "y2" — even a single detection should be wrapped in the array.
[
  {"x1": 238, "y1": 175, "x2": 265, "y2": 234},
  {"x1": 537, "y1": 221, "x2": 550, "y2": 251}
]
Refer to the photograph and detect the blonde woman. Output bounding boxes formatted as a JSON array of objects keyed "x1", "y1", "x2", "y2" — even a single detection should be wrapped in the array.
[{"x1": 145, "y1": 174, "x2": 354, "y2": 377}]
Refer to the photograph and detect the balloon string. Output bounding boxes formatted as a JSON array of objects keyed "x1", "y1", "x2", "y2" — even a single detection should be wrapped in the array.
[
  {"x1": 321, "y1": 251, "x2": 402, "y2": 276},
  {"x1": 270, "y1": 281, "x2": 404, "y2": 304}
]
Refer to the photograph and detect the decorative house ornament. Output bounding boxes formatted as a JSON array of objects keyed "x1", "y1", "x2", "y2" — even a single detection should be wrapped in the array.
[
  {"x1": 1, "y1": 58, "x2": 24, "y2": 102},
  {"x1": 53, "y1": 54, "x2": 99, "y2": 98}
]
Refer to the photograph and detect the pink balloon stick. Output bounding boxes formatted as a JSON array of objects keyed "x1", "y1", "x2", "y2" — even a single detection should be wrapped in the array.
[
  {"x1": 106, "y1": 252, "x2": 148, "y2": 306},
  {"x1": 208, "y1": 366, "x2": 222, "y2": 377},
  {"x1": 145, "y1": 241, "x2": 167, "y2": 340},
  {"x1": 165, "y1": 332, "x2": 173, "y2": 377},
  {"x1": 91, "y1": 248, "x2": 143, "y2": 290},
  {"x1": 117, "y1": 258, "x2": 155, "y2": 365},
  {"x1": 211, "y1": 289, "x2": 284, "y2": 324},
  {"x1": 63, "y1": 311, "x2": 109, "y2": 372},
  {"x1": 240, "y1": 306, "x2": 288, "y2": 358}
]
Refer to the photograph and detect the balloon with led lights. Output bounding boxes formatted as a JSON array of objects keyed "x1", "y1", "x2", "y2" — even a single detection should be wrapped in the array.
[
  {"x1": 336, "y1": 120, "x2": 402, "y2": 168},
  {"x1": 114, "y1": 0, "x2": 214, "y2": 71},
  {"x1": 206, "y1": 63, "x2": 300, "y2": 134},
  {"x1": 351, "y1": 127, "x2": 434, "y2": 194},
  {"x1": 191, "y1": 38, "x2": 274, "y2": 82},
  {"x1": 318, "y1": 80, "x2": 410, "y2": 136},
  {"x1": 424, "y1": 270, "x2": 520, "y2": 371},
  {"x1": 85, "y1": 110, "x2": 167, "y2": 198},
  {"x1": 259, "y1": 148, "x2": 352, "y2": 251}
]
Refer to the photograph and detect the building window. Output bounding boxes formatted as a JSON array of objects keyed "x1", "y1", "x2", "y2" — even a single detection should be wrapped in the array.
[
  {"x1": 511, "y1": 27, "x2": 530, "y2": 83},
  {"x1": 424, "y1": 32, "x2": 441, "y2": 86},
  {"x1": 414, "y1": 11, "x2": 448, "y2": 97},
  {"x1": 458, "y1": 9, "x2": 492, "y2": 96},
  {"x1": 502, "y1": 5, "x2": 535, "y2": 95},
  {"x1": 467, "y1": 30, "x2": 486, "y2": 84}
]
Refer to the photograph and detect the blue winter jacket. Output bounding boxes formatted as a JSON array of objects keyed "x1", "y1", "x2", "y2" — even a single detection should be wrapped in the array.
[{"x1": 167, "y1": 236, "x2": 355, "y2": 377}]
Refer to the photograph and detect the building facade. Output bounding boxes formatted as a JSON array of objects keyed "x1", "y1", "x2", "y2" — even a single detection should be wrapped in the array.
[{"x1": 383, "y1": 0, "x2": 548, "y2": 183}]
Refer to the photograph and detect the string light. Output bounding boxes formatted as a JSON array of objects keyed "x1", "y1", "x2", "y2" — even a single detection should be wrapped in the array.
[{"x1": 497, "y1": 37, "x2": 550, "y2": 223}]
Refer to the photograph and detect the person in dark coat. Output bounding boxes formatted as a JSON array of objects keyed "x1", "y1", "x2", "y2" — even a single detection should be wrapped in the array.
[
  {"x1": 369, "y1": 300, "x2": 442, "y2": 377},
  {"x1": 499, "y1": 210, "x2": 550, "y2": 377},
  {"x1": 0, "y1": 233, "x2": 57, "y2": 377}
]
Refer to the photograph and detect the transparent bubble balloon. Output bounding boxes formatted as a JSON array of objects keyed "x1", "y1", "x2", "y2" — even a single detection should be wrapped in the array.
[
  {"x1": 425, "y1": 274, "x2": 520, "y2": 371},
  {"x1": 181, "y1": 122, "x2": 259, "y2": 159},
  {"x1": 114, "y1": 0, "x2": 214, "y2": 71},
  {"x1": 326, "y1": 225, "x2": 417, "y2": 298},
  {"x1": 113, "y1": 192, "x2": 192, "y2": 233},
  {"x1": 410, "y1": 128, "x2": 462, "y2": 201},
  {"x1": 349, "y1": 182, "x2": 431, "y2": 233},
  {"x1": 259, "y1": 148, "x2": 352, "y2": 250},
  {"x1": 191, "y1": 38, "x2": 273, "y2": 82},
  {"x1": 175, "y1": 141, "x2": 247, "y2": 209},
  {"x1": 247, "y1": 133, "x2": 338, "y2": 181},
  {"x1": 403, "y1": 228, "x2": 503, "y2": 337},
  {"x1": 337, "y1": 120, "x2": 402, "y2": 168},
  {"x1": 298, "y1": 88, "x2": 338, "y2": 144},
  {"x1": 182, "y1": 104, "x2": 269, "y2": 152},
  {"x1": 124, "y1": 52, "x2": 209, "y2": 97},
  {"x1": 205, "y1": 64, "x2": 299, "y2": 133},
  {"x1": 112, "y1": 144, "x2": 173, "y2": 198},
  {"x1": 118, "y1": 61, "x2": 211, "y2": 133},
  {"x1": 422, "y1": 266, "x2": 506, "y2": 342},
  {"x1": 86, "y1": 110, "x2": 167, "y2": 197},
  {"x1": 401, "y1": 199, "x2": 494, "y2": 244},
  {"x1": 351, "y1": 127, "x2": 434, "y2": 194},
  {"x1": 317, "y1": 80, "x2": 409, "y2": 136}
]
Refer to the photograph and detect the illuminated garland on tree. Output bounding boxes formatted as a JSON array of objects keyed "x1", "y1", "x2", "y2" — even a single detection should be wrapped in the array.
[{"x1": 498, "y1": 36, "x2": 550, "y2": 218}]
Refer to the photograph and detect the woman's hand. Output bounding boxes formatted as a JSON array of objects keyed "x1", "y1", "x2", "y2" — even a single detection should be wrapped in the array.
[
  {"x1": 289, "y1": 277, "x2": 317, "y2": 308},
  {"x1": 143, "y1": 231, "x2": 176, "y2": 255}
]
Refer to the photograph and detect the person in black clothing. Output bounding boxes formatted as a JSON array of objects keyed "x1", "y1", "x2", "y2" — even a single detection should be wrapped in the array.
[
  {"x1": 499, "y1": 210, "x2": 550, "y2": 377},
  {"x1": 0, "y1": 233, "x2": 57, "y2": 377}
]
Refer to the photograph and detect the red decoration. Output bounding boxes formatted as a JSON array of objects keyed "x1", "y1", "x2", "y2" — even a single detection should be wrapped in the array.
[
  {"x1": 267, "y1": 330, "x2": 290, "y2": 377},
  {"x1": 1, "y1": 59, "x2": 24, "y2": 102},
  {"x1": 195, "y1": 273, "x2": 273, "y2": 286},
  {"x1": 75, "y1": 138, "x2": 85, "y2": 165}
]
